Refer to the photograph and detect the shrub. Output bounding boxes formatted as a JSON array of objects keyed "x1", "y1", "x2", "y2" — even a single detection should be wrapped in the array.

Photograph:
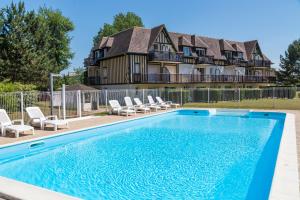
[{"x1": 0, "y1": 82, "x2": 37, "y2": 92}]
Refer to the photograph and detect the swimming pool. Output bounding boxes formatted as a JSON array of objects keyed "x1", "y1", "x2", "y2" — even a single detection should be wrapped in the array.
[{"x1": 0, "y1": 109, "x2": 287, "y2": 199}]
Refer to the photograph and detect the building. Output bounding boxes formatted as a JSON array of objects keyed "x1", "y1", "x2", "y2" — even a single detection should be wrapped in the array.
[{"x1": 85, "y1": 24, "x2": 276, "y2": 89}]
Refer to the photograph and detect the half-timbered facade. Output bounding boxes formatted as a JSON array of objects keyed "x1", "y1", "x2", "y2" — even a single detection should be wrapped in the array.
[{"x1": 85, "y1": 24, "x2": 276, "y2": 89}]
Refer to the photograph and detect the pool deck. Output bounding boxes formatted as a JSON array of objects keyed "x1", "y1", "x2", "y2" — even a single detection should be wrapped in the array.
[{"x1": 0, "y1": 108, "x2": 299, "y2": 199}]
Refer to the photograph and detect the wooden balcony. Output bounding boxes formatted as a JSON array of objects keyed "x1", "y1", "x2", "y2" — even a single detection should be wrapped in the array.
[
  {"x1": 133, "y1": 73, "x2": 276, "y2": 84},
  {"x1": 148, "y1": 51, "x2": 183, "y2": 62},
  {"x1": 248, "y1": 60, "x2": 271, "y2": 67},
  {"x1": 197, "y1": 56, "x2": 214, "y2": 64},
  {"x1": 225, "y1": 58, "x2": 247, "y2": 66}
]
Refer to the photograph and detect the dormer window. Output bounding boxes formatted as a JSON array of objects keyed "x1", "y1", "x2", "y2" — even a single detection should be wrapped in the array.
[
  {"x1": 224, "y1": 51, "x2": 233, "y2": 59},
  {"x1": 196, "y1": 48, "x2": 206, "y2": 57},
  {"x1": 94, "y1": 49, "x2": 104, "y2": 60},
  {"x1": 183, "y1": 46, "x2": 192, "y2": 56},
  {"x1": 237, "y1": 52, "x2": 243, "y2": 59}
]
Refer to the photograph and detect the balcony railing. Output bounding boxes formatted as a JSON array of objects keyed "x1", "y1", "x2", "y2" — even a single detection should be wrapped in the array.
[
  {"x1": 225, "y1": 58, "x2": 247, "y2": 66},
  {"x1": 197, "y1": 56, "x2": 214, "y2": 64},
  {"x1": 248, "y1": 60, "x2": 271, "y2": 67},
  {"x1": 148, "y1": 51, "x2": 183, "y2": 62},
  {"x1": 133, "y1": 73, "x2": 276, "y2": 84}
]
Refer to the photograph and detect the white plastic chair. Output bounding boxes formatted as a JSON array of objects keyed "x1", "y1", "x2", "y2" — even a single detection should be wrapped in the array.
[
  {"x1": 26, "y1": 107, "x2": 68, "y2": 131},
  {"x1": 124, "y1": 97, "x2": 150, "y2": 114},
  {"x1": 147, "y1": 96, "x2": 168, "y2": 110},
  {"x1": 134, "y1": 98, "x2": 160, "y2": 112},
  {"x1": 0, "y1": 109, "x2": 34, "y2": 138},
  {"x1": 109, "y1": 100, "x2": 136, "y2": 116},
  {"x1": 156, "y1": 96, "x2": 180, "y2": 108}
]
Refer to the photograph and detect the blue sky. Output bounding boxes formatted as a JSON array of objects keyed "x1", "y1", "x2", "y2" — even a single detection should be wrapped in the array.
[{"x1": 1, "y1": 0, "x2": 300, "y2": 73}]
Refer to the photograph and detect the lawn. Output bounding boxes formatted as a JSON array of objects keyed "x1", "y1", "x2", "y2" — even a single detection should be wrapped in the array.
[{"x1": 183, "y1": 98, "x2": 300, "y2": 110}]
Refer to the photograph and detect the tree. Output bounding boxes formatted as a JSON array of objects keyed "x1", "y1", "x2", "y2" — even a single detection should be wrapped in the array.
[
  {"x1": 0, "y1": 2, "x2": 74, "y2": 87},
  {"x1": 93, "y1": 12, "x2": 143, "y2": 46},
  {"x1": 277, "y1": 39, "x2": 300, "y2": 85}
]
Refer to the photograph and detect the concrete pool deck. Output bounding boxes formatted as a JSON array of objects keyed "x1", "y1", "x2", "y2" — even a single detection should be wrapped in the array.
[{"x1": 0, "y1": 108, "x2": 299, "y2": 199}]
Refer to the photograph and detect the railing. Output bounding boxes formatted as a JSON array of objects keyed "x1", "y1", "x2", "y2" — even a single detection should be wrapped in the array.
[
  {"x1": 248, "y1": 60, "x2": 271, "y2": 67},
  {"x1": 197, "y1": 56, "x2": 214, "y2": 64},
  {"x1": 133, "y1": 74, "x2": 276, "y2": 84},
  {"x1": 148, "y1": 51, "x2": 183, "y2": 62},
  {"x1": 225, "y1": 58, "x2": 247, "y2": 66}
]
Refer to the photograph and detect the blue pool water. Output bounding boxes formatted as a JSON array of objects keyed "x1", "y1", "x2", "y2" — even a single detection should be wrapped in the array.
[{"x1": 0, "y1": 110, "x2": 285, "y2": 199}]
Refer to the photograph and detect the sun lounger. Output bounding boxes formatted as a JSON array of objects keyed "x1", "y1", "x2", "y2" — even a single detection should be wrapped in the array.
[
  {"x1": 147, "y1": 95, "x2": 169, "y2": 110},
  {"x1": 124, "y1": 97, "x2": 150, "y2": 113},
  {"x1": 109, "y1": 100, "x2": 136, "y2": 116},
  {"x1": 156, "y1": 96, "x2": 180, "y2": 108},
  {"x1": 26, "y1": 107, "x2": 68, "y2": 131},
  {"x1": 134, "y1": 98, "x2": 161, "y2": 112},
  {"x1": 0, "y1": 109, "x2": 34, "y2": 138}
]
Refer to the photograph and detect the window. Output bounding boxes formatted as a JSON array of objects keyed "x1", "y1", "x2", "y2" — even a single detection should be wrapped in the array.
[
  {"x1": 237, "y1": 52, "x2": 243, "y2": 59},
  {"x1": 134, "y1": 63, "x2": 140, "y2": 74},
  {"x1": 94, "y1": 50, "x2": 104, "y2": 59},
  {"x1": 183, "y1": 46, "x2": 191, "y2": 56},
  {"x1": 153, "y1": 44, "x2": 158, "y2": 51},
  {"x1": 224, "y1": 51, "x2": 232, "y2": 59},
  {"x1": 196, "y1": 48, "x2": 206, "y2": 56},
  {"x1": 161, "y1": 44, "x2": 170, "y2": 52}
]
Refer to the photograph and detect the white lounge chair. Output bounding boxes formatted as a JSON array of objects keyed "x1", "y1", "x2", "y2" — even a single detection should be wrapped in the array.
[
  {"x1": 148, "y1": 95, "x2": 169, "y2": 110},
  {"x1": 156, "y1": 96, "x2": 180, "y2": 108},
  {"x1": 109, "y1": 100, "x2": 136, "y2": 116},
  {"x1": 124, "y1": 97, "x2": 150, "y2": 114},
  {"x1": 26, "y1": 107, "x2": 68, "y2": 131},
  {"x1": 134, "y1": 98, "x2": 161, "y2": 112},
  {"x1": 0, "y1": 109, "x2": 34, "y2": 138}
]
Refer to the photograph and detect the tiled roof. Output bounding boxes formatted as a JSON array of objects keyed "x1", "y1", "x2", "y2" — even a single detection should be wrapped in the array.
[{"x1": 89, "y1": 24, "x2": 270, "y2": 63}]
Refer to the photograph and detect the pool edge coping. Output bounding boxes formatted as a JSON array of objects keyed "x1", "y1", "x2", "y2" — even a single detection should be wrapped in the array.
[
  {"x1": 269, "y1": 113, "x2": 299, "y2": 200},
  {"x1": 0, "y1": 108, "x2": 298, "y2": 199}
]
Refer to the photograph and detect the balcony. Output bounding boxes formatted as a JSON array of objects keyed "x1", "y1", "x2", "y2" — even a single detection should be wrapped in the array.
[
  {"x1": 148, "y1": 51, "x2": 183, "y2": 62},
  {"x1": 197, "y1": 56, "x2": 214, "y2": 64},
  {"x1": 225, "y1": 58, "x2": 247, "y2": 66},
  {"x1": 248, "y1": 60, "x2": 271, "y2": 67},
  {"x1": 132, "y1": 73, "x2": 276, "y2": 84}
]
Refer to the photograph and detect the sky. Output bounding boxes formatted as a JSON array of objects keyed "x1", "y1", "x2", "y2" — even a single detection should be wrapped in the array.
[{"x1": 1, "y1": 0, "x2": 300, "y2": 73}]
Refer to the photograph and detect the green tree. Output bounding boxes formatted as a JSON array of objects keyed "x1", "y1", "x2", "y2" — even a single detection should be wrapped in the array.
[
  {"x1": 277, "y1": 39, "x2": 300, "y2": 85},
  {"x1": 0, "y1": 2, "x2": 74, "y2": 87},
  {"x1": 93, "y1": 12, "x2": 143, "y2": 46}
]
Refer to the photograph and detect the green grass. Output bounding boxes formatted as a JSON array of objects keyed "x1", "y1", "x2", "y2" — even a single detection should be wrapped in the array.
[
  {"x1": 93, "y1": 111, "x2": 109, "y2": 116},
  {"x1": 183, "y1": 98, "x2": 300, "y2": 110}
]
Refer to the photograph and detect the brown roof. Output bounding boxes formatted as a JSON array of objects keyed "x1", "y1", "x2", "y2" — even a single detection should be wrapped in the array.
[
  {"x1": 179, "y1": 36, "x2": 193, "y2": 47},
  {"x1": 244, "y1": 40, "x2": 257, "y2": 60},
  {"x1": 89, "y1": 24, "x2": 270, "y2": 63},
  {"x1": 219, "y1": 39, "x2": 236, "y2": 51},
  {"x1": 191, "y1": 35, "x2": 209, "y2": 48}
]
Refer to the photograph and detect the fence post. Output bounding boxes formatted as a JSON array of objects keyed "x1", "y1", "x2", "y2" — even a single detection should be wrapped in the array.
[
  {"x1": 77, "y1": 90, "x2": 82, "y2": 118},
  {"x1": 20, "y1": 92, "x2": 24, "y2": 122},
  {"x1": 180, "y1": 88, "x2": 183, "y2": 105},
  {"x1": 238, "y1": 88, "x2": 241, "y2": 102},
  {"x1": 142, "y1": 89, "x2": 145, "y2": 104},
  {"x1": 62, "y1": 84, "x2": 66, "y2": 120},
  {"x1": 96, "y1": 91, "x2": 99, "y2": 110},
  {"x1": 105, "y1": 89, "x2": 108, "y2": 112},
  {"x1": 272, "y1": 87, "x2": 275, "y2": 109},
  {"x1": 208, "y1": 88, "x2": 210, "y2": 103}
]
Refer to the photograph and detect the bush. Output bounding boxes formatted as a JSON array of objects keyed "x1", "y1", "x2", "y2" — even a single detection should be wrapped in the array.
[
  {"x1": 0, "y1": 82, "x2": 37, "y2": 92},
  {"x1": 0, "y1": 82, "x2": 38, "y2": 111}
]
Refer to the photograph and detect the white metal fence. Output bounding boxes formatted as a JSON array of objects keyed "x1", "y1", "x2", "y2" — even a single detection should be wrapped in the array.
[{"x1": 0, "y1": 87, "x2": 298, "y2": 121}]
